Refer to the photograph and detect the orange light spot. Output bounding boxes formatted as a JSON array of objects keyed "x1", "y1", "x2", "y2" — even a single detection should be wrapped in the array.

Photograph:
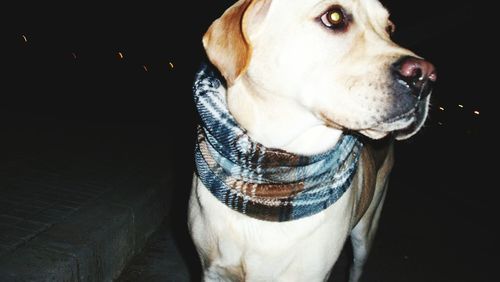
[{"x1": 117, "y1": 52, "x2": 124, "y2": 59}]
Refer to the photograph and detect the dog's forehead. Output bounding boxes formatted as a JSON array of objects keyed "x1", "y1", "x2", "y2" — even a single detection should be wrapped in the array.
[{"x1": 278, "y1": 0, "x2": 390, "y2": 22}]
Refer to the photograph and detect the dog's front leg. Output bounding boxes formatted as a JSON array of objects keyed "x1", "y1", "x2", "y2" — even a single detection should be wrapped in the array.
[{"x1": 348, "y1": 178, "x2": 389, "y2": 282}]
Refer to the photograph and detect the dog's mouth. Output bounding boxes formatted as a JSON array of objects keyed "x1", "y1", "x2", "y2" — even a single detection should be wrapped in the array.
[{"x1": 360, "y1": 100, "x2": 429, "y2": 140}]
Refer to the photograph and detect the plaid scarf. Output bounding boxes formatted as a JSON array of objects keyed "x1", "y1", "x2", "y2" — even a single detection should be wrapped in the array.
[{"x1": 193, "y1": 63, "x2": 363, "y2": 222}]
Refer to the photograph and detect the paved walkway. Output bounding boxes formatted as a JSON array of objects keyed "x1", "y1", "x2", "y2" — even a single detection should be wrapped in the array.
[{"x1": 0, "y1": 117, "x2": 174, "y2": 281}]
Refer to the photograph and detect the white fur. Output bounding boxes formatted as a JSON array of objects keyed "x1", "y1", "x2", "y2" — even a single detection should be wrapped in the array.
[
  {"x1": 188, "y1": 0, "x2": 430, "y2": 281},
  {"x1": 189, "y1": 175, "x2": 355, "y2": 281}
]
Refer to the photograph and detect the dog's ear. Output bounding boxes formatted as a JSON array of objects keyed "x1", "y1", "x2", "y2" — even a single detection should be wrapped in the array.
[{"x1": 203, "y1": 0, "x2": 272, "y2": 85}]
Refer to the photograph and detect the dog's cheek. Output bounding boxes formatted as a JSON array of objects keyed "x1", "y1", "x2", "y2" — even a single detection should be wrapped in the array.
[
  {"x1": 315, "y1": 99, "x2": 380, "y2": 131},
  {"x1": 336, "y1": 86, "x2": 394, "y2": 129}
]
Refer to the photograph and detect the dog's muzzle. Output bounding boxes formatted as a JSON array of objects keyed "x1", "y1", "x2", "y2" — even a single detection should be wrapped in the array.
[
  {"x1": 392, "y1": 56, "x2": 437, "y2": 100},
  {"x1": 363, "y1": 56, "x2": 437, "y2": 140}
]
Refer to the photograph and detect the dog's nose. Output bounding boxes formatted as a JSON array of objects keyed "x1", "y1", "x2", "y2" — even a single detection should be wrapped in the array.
[{"x1": 393, "y1": 56, "x2": 437, "y2": 100}]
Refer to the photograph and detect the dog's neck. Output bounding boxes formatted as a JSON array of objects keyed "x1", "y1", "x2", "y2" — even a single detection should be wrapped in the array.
[{"x1": 226, "y1": 78, "x2": 343, "y2": 155}]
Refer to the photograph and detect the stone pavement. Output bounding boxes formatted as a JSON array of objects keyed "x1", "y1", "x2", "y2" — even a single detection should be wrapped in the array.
[{"x1": 0, "y1": 116, "x2": 175, "y2": 281}]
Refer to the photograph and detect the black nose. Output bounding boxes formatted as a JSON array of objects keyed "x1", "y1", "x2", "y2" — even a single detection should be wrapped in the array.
[{"x1": 392, "y1": 56, "x2": 437, "y2": 100}]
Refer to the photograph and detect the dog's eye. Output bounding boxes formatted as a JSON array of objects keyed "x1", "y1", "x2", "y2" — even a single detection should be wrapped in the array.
[{"x1": 320, "y1": 6, "x2": 348, "y2": 31}]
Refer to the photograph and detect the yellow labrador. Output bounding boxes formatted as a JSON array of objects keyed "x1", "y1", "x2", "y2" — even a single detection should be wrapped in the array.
[{"x1": 188, "y1": 0, "x2": 436, "y2": 281}]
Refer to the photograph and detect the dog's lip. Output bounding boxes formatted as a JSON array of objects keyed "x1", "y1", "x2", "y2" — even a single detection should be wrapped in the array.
[
  {"x1": 360, "y1": 117, "x2": 414, "y2": 139},
  {"x1": 319, "y1": 102, "x2": 424, "y2": 139},
  {"x1": 319, "y1": 113, "x2": 346, "y2": 130},
  {"x1": 391, "y1": 101, "x2": 429, "y2": 139},
  {"x1": 371, "y1": 105, "x2": 417, "y2": 128},
  {"x1": 360, "y1": 105, "x2": 420, "y2": 139},
  {"x1": 382, "y1": 105, "x2": 418, "y2": 125}
]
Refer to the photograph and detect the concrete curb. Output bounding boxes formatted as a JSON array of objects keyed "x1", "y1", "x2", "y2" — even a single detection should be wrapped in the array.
[
  {"x1": 0, "y1": 178, "x2": 170, "y2": 282},
  {"x1": 0, "y1": 122, "x2": 173, "y2": 282}
]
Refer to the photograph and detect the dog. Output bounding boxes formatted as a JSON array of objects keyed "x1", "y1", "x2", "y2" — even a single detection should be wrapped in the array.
[{"x1": 188, "y1": 0, "x2": 436, "y2": 281}]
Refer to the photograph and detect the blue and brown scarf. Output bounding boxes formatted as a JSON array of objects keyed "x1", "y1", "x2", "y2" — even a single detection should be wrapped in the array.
[{"x1": 193, "y1": 63, "x2": 363, "y2": 222}]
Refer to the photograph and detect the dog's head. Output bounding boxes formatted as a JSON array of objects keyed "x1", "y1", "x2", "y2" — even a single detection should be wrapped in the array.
[{"x1": 203, "y1": 0, "x2": 436, "y2": 140}]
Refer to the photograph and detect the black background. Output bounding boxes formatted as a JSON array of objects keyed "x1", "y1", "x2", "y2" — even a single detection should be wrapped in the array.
[{"x1": 3, "y1": 0, "x2": 490, "y2": 124}]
